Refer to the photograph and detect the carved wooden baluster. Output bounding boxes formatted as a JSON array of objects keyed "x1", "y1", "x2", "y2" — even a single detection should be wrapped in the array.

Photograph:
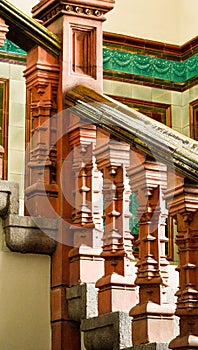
[
  {"x1": 72, "y1": 144, "x2": 93, "y2": 227},
  {"x1": 127, "y1": 149, "x2": 175, "y2": 345},
  {"x1": 95, "y1": 132, "x2": 137, "y2": 314},
  {"x1": 90, "y1": 160, "x2": 103, "y2": 235},
  {"x1": 166, "y1": 171, "x2": 198, "y2": 350},
  {"x1": 68, "y1": 122, "x2": 104, "y2": 285}
]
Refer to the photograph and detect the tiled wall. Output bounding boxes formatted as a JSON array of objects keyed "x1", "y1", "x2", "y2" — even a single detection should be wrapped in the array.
[
  {"x1": 0, "y1": 61, "x2": 26, "y2": 213},
  {"x1": 103, "y1": 79, "x2": 198, "y2": 138}
]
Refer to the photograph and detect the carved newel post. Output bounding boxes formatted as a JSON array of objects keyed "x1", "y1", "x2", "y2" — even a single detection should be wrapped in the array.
[
  {"x1": 166, "y1": 170, "x2": 198, "y2": 349},
  {"x1": 24, "y1": 46, "x2": 59, "y2": 217},
  {"x1": 127, "y1": 149, "x2": 175, "y2": 345},
  {"x1": 31, "y1": 1, "x2": 115, "y2": 349}
]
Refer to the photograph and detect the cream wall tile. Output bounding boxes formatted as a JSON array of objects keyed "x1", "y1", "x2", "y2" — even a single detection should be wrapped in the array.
[
  {"x1": 103, "y1": 79, "x2": 112, "y2": 95},
  {"x1": 8, "y1": 150, "x2": 25, "y2": 174},
  {"x1": 151, "y1": 88, "x2": 171, "y2": 104},
  {"x1": 182, "y1": 125, "x2": 190, "y2": 137},
  {"x1": 171, "y1": 91, "x2": 182, "y2": 106},
  {"x1": 181, "y1": 89, "x2": 189, "y2": 106},
  {"x1": 9, "y1": 64, "x2": 26, "y2": 81},
  {"x1": 8, "y1": 126, "x2": 25, "y2": 151},
  {"x1": 8, "y1": 173, "x2": 24, "y2": 199},
  {"x1": 172, "y1": 126, "x2": 182, "y2": 133},
  {"x1": 171, "y1": 106, "x2": 182, "y2": 129},
  {"x1": 0, "y1": 62, "x2": 9, "y2": 78},
  {"x1": 132, "y1": 84, "x2": 151, "y2": 101},
  {"x1": 9, "y1": 80, "x2": 26, "y2": 104},
  {"x1": 9, "y1": 102, "x2": 25, "y2": 127},
  {"x1": 181, "y1": 105, "x2": 190, "y2": 129},
  {"x1": 189, "y1": 85, "x2": 198, "y2": 103},
  {"x1": 111, "y1": 80, "x2": 132, "y2": 97}
]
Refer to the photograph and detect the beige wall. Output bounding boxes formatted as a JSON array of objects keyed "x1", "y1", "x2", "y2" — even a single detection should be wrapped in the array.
[
  {"x1": 8, "y1": 0, "x2": 198, "y2": 45},
  {"x1": 179, "y1": 0, "x2": 198, "y2": 44},
  {"x1": 0, "y1": 221, "x2": 51, "y2": 350},
  {"x1": 104, "y1": 0, "x2": 198, "y2": 45},
  {"x1": 0, "y1": 60, "x2": 52, "y2": 349},
  {"x1": 10, "y1": 0, "x2": 37, "y2": 15}
]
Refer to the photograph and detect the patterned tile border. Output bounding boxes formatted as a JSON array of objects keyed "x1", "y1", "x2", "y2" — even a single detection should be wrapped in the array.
[
  {"x1": 103, "y1": 32, "x2": 198, "y2": 91},
  {"x1": 103, "y1": 70, "x2": 197, "y2": 92},
  {"x1": 0, "y1": 39, "x2": 27, "y2": 62},
  {"x1": 0, "y1": 34, "x2": 197, "y2": 91},
  {"x1": 103, "y1": 48, "x2": 198, "y2": 84}
]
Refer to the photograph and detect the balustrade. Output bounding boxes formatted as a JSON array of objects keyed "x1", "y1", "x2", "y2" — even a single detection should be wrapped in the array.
[
  {"x1": 166, "y1": 171, "x2": 198, "y2": 349},
  {"x1": 65, "y1": 85, "x2": 198, "y2": 349}
]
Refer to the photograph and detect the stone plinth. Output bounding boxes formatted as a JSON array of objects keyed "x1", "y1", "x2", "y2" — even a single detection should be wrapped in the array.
[
  {"x1": 66, "y1": 283, "x2": 98, "y2": 322},
  {"x1": 130, "y1": 301, "x2": 175, "y2": 345},
  {"x1": 81, "y1": 311, "x2": 132, "y2": 350},
  {"x1": 0, "y1": 180, "x2": 19, "y2": 215},
  {"x1": 96, "y1": 273, "x2": 137, "y2": 314},
  {"x1": 4, "y1": 214, "x2": 57, "y2": 255},
  {"x1": 69, "y1": 246, "x2": 104, "y2": 285}
]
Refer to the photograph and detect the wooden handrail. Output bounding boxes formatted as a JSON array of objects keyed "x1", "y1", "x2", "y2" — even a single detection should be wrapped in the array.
[{"x1": 65, "y1": 85, "x2": 198, "y2": 183}]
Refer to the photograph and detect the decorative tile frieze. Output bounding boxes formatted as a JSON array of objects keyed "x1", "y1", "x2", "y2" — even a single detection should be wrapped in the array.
[
  {"x1": 103, "y1": 48, "x2": 198, "y2": 84},
  {"x1": 0, "y1": 38, "x2": 26, "y2": 56}
]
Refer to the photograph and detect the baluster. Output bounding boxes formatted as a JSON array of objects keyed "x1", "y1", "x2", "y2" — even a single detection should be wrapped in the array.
[
  {"x1": 95, "y1": 131, "x2": 137, "y2": 314},
  {"x1": 68, "y1": 121, "x2": 104, "y2": 285},
  {"x1": 127, "y1": 149, "x2": 175, "y2": 345},
  {"x1": 166, "y1": 171, "x2": 198, "y2": 349}
]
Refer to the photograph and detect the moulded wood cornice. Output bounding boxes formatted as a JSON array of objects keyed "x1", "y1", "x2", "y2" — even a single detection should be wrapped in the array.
[
  {"x1": 32, "y1": 0, "x2": 115, "y2": 24},
  {"x1": 103, "y1": 31, "x2": 198, "y2": 61}
]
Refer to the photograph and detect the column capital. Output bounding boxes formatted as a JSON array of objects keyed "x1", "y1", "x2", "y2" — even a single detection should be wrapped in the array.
[
  {"x1": 32, "y1": 0, "x2": 115, "y2": 24},
  {"x1": 165, "y1": 170, "x2": 198, "y2": 218},
  {"x1": 128, "y1": 148, "x2": 167, "y2": 196}
]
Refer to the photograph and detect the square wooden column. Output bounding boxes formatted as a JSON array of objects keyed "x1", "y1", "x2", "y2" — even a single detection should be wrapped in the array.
[
  {"x1": 24, "y1": 46, "x2": 60, "y2": 217},
  {"x1": 30, "y1": 2, "x2": 115, "y2": 350}
]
